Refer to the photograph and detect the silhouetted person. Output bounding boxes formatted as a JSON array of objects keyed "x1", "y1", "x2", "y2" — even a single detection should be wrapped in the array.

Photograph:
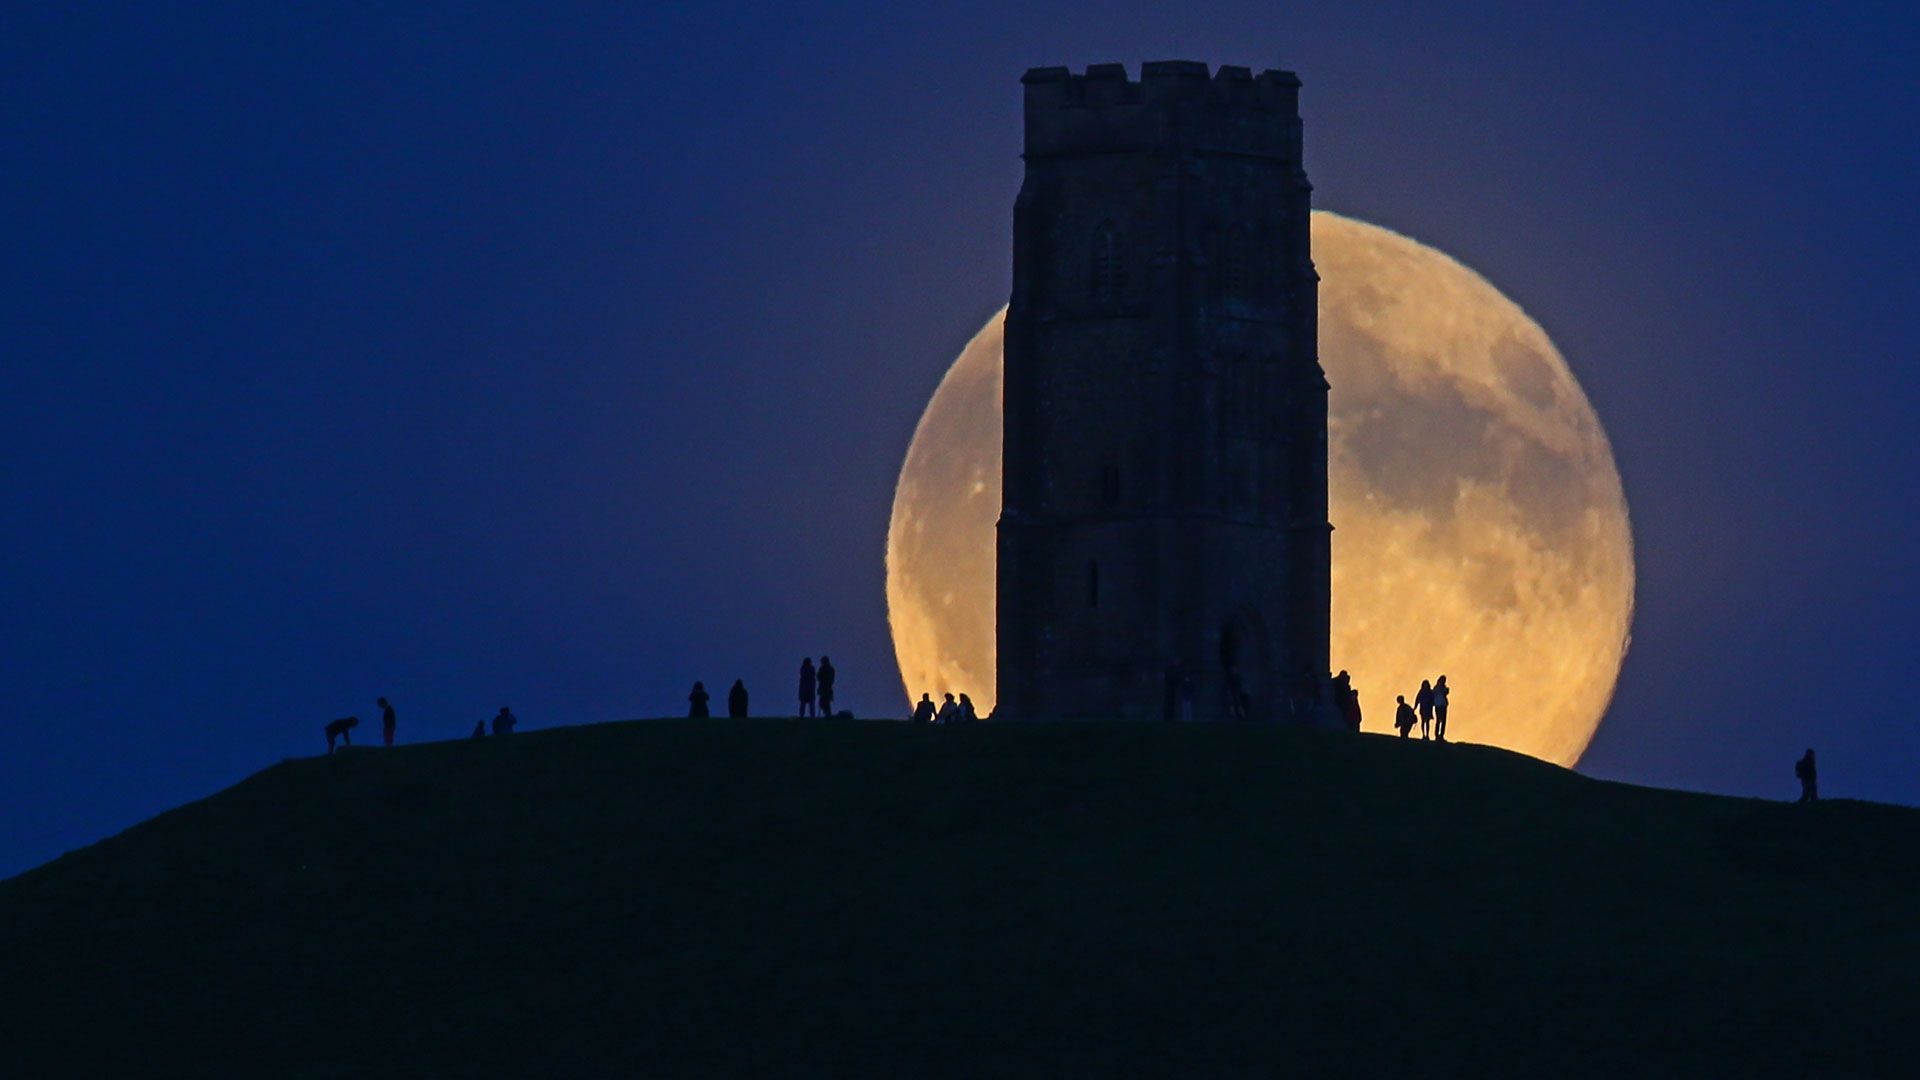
[
  {"x1": 958, "y1": 693, "x2": 978, "y2": 724},
  {"x1": 1796, "y1": 748, "x2": 1818, "y2": 803},
  {"x1": 1333, "y1": 671, "x2": 1361, "y2": 732},
  {"x1": 1163, "y1": 661, "x2": 1196, "y2": 722},
  {"x1": 1293, "y1": 666, "x2": 1320, "y2": 724},
  {"x1": 324, "y1": 716, "x2": 358, "y2": 753},
  {"x1": 798, "y1": 658, "x2": 816, "y2": 717},
  {"x1": 1395, "y1": 695, "x2": 1417, "y2": 738},
  {"x1": 1225, "y1": 670, "x2": 1251, "y2": 721},
  {"x1": 817, "y1": 656, "x2": 836, "y2": 716},
  {"x1": 1162, "y1": 662, "x2": 1181, "y2": 722},
  {"x1": 728, "y1": 679, "x2": 749, "y2": 719},
  {"x1": 1414, "y1": 679, "x2": 1435, "y2": 740},
  {"x1": 470, "y1": 720, "x2": 486, "y2": 739},
  {"x1": 1432, "y1": 675, "x2": 1451, "y2": 741},
  {"x1": 912, "y1": 693, "x2": 936, "y2": 724},
  {"x1": 378, "y1": 696, "x2": 396, "y2": 747},
  {"x1": 688, "y1": 682, "x2": 710, "y2": 719},
  {"x1": 494, "y1": 707, "x2": 517, "y2": 735},
  {"x1": 936, "y1": 693, "x2": 957, "y2": 725}
]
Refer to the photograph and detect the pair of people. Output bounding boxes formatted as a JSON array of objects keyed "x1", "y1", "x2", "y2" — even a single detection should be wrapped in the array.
[
  {"x1": 688, "y1": 680, "x2": 754, "y2": 718},
  {"x1": 798, "y1": 656, "x2": 836, "y2": 717},
  {"x1": 323, "y1": 696, "x2": 399, "y2": 752},
  {"x1": 910, "y1": 692, "x2": 976, "y2": 724},
  {"x1": 471, "y1": 707, "x2": 517, "y2": 737},
  {"x1": 1404, "y1": 676, "x2": 1450, "y2": 740}
]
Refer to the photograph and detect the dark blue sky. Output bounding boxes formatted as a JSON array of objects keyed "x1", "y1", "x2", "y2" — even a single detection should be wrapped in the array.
[{"x1": 4, "y1": 3, "x2": 1916, "y2": 876}]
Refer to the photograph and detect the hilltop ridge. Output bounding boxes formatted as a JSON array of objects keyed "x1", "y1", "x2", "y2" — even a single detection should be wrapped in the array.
[{"x1": 1, "y1": 720, "x2": 1913, "y2": 1077}]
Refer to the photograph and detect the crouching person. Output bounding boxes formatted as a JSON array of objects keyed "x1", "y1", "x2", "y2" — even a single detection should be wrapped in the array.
[{"x1": 325, "y1": 716, "x2": 359, "y2": 753}]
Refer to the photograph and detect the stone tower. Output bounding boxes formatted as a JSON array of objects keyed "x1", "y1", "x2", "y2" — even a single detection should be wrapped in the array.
[{"x1": 996, "y1": 61, "x2": 1334, "y2": 725}]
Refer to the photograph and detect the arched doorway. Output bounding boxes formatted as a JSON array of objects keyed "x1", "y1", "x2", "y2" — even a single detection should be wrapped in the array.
[{"x1": 1219, "y1": 609, "x2": 1270, "y2": 721}]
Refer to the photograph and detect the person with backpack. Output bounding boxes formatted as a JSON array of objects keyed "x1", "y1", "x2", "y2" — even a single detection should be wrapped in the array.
[{"x1": 1394, "y1": 695, "x2": 1417, "y2": 738}]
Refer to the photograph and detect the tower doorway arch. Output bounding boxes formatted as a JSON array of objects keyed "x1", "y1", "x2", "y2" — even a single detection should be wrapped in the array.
[{"x1": 1219, "y1": 608, "x2": 1271, "y2": 721}]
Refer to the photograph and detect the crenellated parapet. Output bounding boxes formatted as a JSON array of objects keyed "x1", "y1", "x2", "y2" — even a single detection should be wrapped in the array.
[{"x1": 1021, "y1": 61, "x2": 1303, "y2": 162}]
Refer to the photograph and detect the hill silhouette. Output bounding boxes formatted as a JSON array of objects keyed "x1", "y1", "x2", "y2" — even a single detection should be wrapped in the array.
[{"x1": 1, "y1": 721, "x2": 1913, "y2": 1077}]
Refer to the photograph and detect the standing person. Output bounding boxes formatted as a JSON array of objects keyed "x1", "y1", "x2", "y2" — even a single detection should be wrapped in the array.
[
  {"x1": 1432, "y1": 675, "x2": 1451, "y2": 742},
  {"x1": 936, "y1": 693, "x2": 957, "y2": 725},
  {"x1": 728, "y1": 679, "x2": 749, "y2": 719},
  {"x1": 911, "y1": 693, "x2": 936, "y2": 724},
  {"x1": 1795, "y1": 749, "x2": 1819, "y2": 803},
  {"x1": 958, "y1": 693, "x2": 978, "y2": 724},
  {"x1": 1414, "y1": 679, "x2": 1435, "y2": 740},
  {"x1": 493, "y1": 707, "x2": 517, "y2": 735},
  {"x1": 1163, "y1": 661, "x2": 1194, "y2": 722},
  {"x1": 688, "y1": 682, "x2": 710, "y2": 719},
  {"x1": 1224, "y1": 670, "x2": 1251, "y2": 721},
  {"x1": 797, "y1": 658, "x2": 816, "y2": 717},
  {"x1": 1394, "y1": 695, "x2": 1417, "y2": 738},
  {"x1": 1292, "y1": 667, "x2": 1320, "y2": 725},
  {"x1": 470, "y1": 720, "x2": 486, "y2": 740},
  {"x1": 378, "y1": 696, "x2": 397, "y2": 747},
  {"x1": 816, "y1": 655, "x2": 837, "y2": 717},
  {"x1": 1333, "y1": 671, "x2": 1361, "y2": 732}
]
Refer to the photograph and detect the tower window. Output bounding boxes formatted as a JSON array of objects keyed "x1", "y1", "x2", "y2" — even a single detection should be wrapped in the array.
[
  {"x1": 1087, "y1": 560, "x2": 1101, "y2": 608},
  {"x1": 1091, "y1": 221, "x2": 1126, "y2": 302},
  {"x1": 1220, "y1": 223, "x2": 1252, "y2": 297}
]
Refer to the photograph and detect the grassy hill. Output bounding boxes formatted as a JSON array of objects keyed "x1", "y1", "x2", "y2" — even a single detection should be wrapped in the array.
[{"x1": 0, "y1": 720, "x2": 1913, "y2": 1077}]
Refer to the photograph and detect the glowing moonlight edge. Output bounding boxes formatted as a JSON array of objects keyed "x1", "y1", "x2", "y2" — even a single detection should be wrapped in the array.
[{"x1": 886, "y1": 212, "x2": 1633, "y2": 766}]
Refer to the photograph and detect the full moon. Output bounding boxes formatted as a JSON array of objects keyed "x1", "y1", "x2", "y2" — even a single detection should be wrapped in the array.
[{"x1": 886, "y1": 212, "x2": 1633, "y2": 766}]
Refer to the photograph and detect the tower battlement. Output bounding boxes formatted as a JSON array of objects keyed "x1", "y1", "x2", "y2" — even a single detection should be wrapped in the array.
[{"x1": 1021, "y1": 62, "x2": 1303, "y2": 161}]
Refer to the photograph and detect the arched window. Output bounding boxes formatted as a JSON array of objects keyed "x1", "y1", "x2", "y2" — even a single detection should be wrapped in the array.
[
  {"x1": 1090, "y1": 221, "x2": 1126, "y2": 302},
  {"x1": 1219, "y1": 223, "x2": 1251, "y2": 298}
]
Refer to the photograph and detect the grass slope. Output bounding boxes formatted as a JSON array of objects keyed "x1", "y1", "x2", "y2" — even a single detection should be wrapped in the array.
[{"x1": 0, "y1": 721, "x2": 1914, "y2": 1077}]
